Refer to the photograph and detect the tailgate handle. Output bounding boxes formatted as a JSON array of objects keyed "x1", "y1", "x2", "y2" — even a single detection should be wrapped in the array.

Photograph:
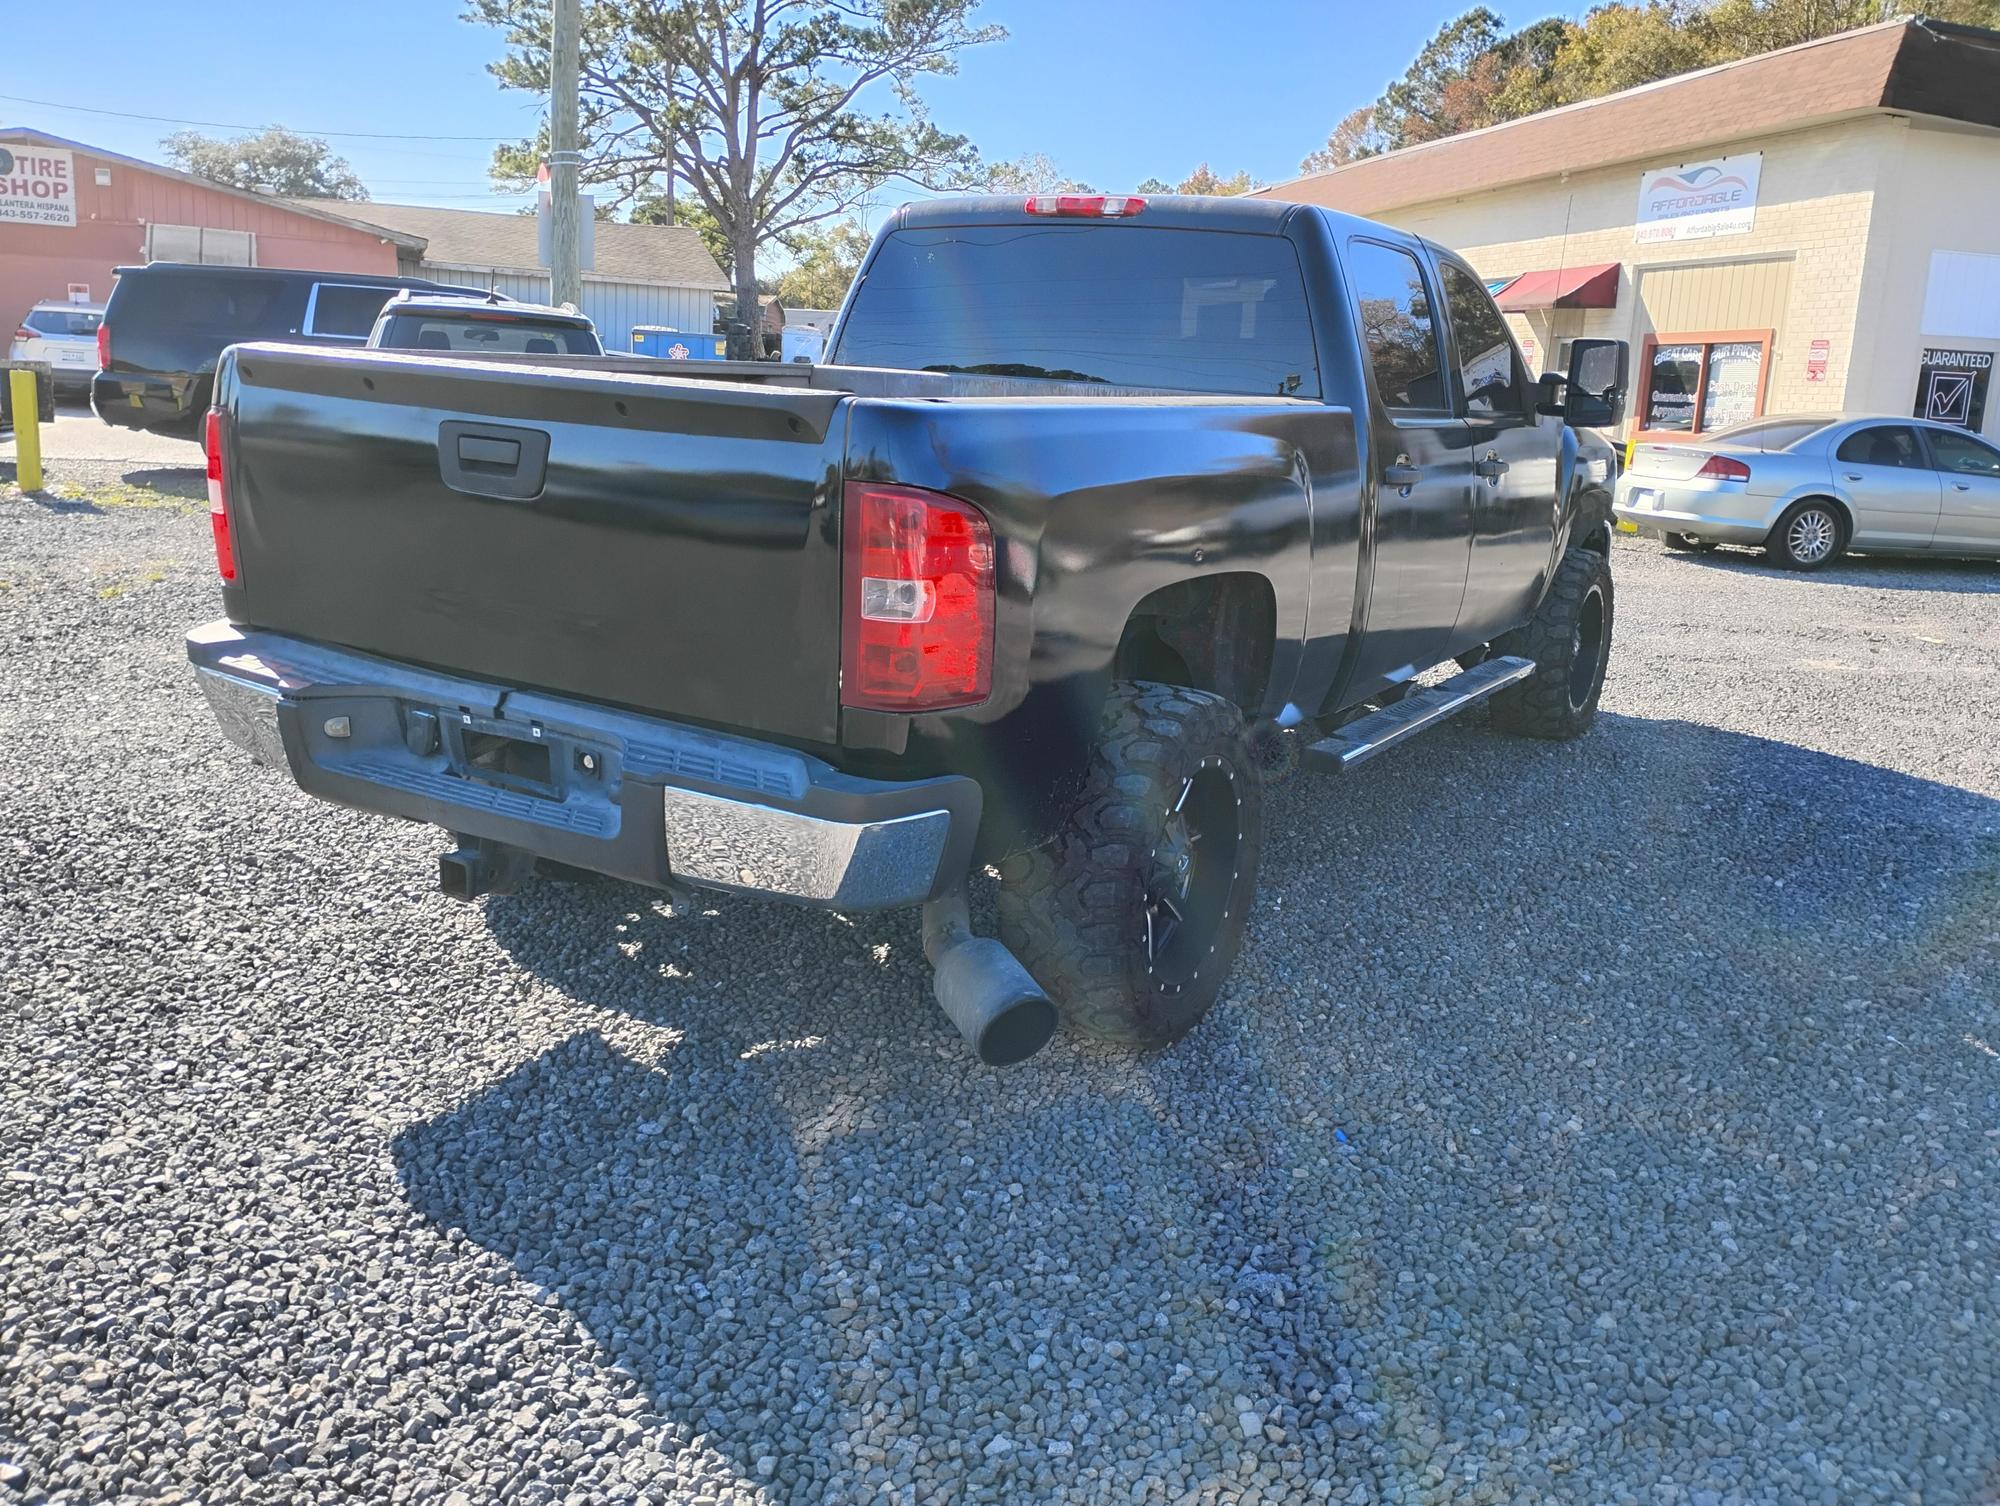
[
  {"x1": 459, "y1": 435, "x2": 521, "y2": 467},
  {"x1": 438, "y1": 420, "x2": 550, "y2": 502}
]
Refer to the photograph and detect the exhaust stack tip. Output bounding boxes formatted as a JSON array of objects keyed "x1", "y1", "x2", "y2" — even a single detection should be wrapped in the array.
[{"x1": 931, "y1": 936, "x2": 1059, "y2": 1067}]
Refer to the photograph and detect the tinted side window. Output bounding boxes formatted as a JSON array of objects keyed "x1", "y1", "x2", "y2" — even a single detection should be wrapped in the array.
[
  {"x1": 1927, "y1": 427, "x2": 2000, "y2": 476},
  {"x1": 118, "y1": 273, "x2": 291, "y2": 336},
  {"x1": 309, "y1": 284, "x2": 398, "y2": 339},
  {"x1": 1439, "y1": 262, "x2": 1528, "y2": 416},
  {"x1": 1347, "y1": 240, "x2": 1444, "y2": 411},
  {"x1": 1835, "y1": 426, "x2": 1925, "y2": 469}
]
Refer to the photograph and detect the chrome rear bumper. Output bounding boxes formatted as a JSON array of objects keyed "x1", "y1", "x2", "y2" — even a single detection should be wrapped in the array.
[{"x1": 188, "y1": 620, "x2": 977, "y2": 910}]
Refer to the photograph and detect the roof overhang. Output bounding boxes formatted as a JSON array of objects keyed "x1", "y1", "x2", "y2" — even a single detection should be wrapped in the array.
[
  {"x1": 1252, "y1": 18, "x2": 2000, "y2": 219},
  {"x1": 1494, "y1": 262, "x2": 1621, "y2": 312},
  {"x1": 416, "y1": 258, "x2": 729, "y2": 292}
]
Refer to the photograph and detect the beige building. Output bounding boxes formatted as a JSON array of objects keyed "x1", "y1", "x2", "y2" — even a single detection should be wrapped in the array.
[{"x1": 1257, "y1": 18, "x2": 2000, "y2": 442}]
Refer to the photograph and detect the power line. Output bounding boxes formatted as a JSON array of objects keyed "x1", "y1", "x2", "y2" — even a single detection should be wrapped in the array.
[{"x1": 0, "y1": 91, "x2": 515, "y2": 143}]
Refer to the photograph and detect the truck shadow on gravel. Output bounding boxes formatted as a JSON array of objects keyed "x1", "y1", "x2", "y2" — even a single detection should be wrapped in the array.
[{"x1": 393, "y1": 714, "x2": 2000, "y2": 1502}]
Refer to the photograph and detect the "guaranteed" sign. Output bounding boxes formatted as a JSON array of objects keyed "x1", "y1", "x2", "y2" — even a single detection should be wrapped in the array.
[
  {"x1": 1635, "y1": 153, "x2": 1760, "y2": 244},
  {"x1": 0, "y1": 145, "x2": 77, "y2": 228}
]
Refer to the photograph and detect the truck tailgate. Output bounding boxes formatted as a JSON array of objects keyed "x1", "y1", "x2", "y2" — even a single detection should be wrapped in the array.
[{"x1": 220, "y1": 344, "x2": 846, "y2": 744}]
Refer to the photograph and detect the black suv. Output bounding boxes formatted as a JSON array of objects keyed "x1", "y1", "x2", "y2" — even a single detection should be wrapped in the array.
[{"x1": 92, "y1": 263, "x2": 473, "y2": 434}]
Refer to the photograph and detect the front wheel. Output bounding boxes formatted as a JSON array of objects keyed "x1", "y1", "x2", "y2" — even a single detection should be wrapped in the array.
[
  {"x1": 1488, "y1": 546, "x2": 1614, "y2": 741},
  {"x1": 997, "y1": 682, "x2": 1263, "y2": 1046}
]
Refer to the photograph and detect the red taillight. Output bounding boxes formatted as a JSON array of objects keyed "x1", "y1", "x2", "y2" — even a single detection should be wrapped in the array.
[
  {"x1": 1696, "y1": 454, "x2": 1751, "y2": 482},
  {"x1": 97, "y1": 321, "x2": 111, "y2": 370},
  {"x1": 841, "y1": 482, "x2": 994, "y2": 712},
  {"x1": 14, "y1": 325, "x2": 34, "y2": 342},
  {"x1": 1024, "y1": 194, "x2": 1145, "y2": 218},
  {"x1": 205, "y1": 408, "x2": 237, "y2": 582}
]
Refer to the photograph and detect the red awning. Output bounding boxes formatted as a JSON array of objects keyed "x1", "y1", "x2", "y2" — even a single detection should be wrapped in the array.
[{"x1": 1493, "y1": 262, "x2": 1621, "y2": 312}]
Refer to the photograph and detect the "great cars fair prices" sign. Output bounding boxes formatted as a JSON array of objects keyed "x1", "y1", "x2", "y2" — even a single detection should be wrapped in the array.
[{"x1": 0, "y1": 145, "x2": 77, "y2": 228}]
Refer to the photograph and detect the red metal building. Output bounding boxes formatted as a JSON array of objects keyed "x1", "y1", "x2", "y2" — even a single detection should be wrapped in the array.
[{"x1": 0, "y1": 128, "x2": 422, "y2": 325}]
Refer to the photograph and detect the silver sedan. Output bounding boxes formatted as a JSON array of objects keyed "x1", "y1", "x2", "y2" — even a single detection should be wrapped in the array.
[{"x1": 1614, "y1": 414, "x2": 2000, "y2": 569}]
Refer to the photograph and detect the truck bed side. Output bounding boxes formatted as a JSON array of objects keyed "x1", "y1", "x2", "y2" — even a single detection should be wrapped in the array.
[{"x1": 842, "y1": 394, "x2": 1362, "y2": 845}]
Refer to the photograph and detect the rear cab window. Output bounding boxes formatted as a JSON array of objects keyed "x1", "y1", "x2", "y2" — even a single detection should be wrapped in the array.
[
  {"x1": 1436, "y1": 262, "x2": 1531, "y2": 417},
  {"x1": 832, "y1": 224, "x2": 1320, "y2": 398},
  {"x1": 1345, "y1": 239, "x2": 1446, "y2": 411}
]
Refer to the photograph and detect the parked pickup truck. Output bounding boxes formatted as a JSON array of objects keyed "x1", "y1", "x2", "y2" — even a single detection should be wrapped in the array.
[{"x1": 187, "y1": 195, "x2": 1626, "y2": 1066}]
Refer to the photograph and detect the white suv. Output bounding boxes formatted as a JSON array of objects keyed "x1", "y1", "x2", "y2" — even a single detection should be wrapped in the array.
[{"x1": 11, "y1": 300, "x2": 105, "y2": 393}]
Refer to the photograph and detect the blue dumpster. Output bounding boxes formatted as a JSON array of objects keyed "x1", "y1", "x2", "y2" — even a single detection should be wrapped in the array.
[{"x1": 632, "y1": 326, "x2": 728, "y2": 361}]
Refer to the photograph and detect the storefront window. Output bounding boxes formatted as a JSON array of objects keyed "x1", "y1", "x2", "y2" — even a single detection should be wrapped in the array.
[
  {"x1": 1638, "y1": 332, "x2": 1772, "y2": 435},
  {"x1": 1703, "y1": 343, "x2": 1763, "y2": 430},
  {"x1": 1643, "y1": 344, "x2": 1703, "y2": 431}
]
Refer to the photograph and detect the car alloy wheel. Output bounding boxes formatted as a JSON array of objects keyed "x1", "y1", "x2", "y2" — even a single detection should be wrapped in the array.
[{"x1": 1786, "y1": 507, "x2": 1838, "y2": 566}]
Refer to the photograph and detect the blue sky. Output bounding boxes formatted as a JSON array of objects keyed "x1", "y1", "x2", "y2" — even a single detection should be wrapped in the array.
[{"x1": 6, "y1": 0, "x2": 1544, "y2": 227}]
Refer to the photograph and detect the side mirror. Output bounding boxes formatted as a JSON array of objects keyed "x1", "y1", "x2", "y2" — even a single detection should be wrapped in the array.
[{"x1": 1563, "y1": 338, "x2": 1628, "y2": 428}]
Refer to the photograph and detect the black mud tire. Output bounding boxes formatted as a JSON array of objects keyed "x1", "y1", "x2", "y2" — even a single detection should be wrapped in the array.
[
  {"x1": 1764, "y1": 499, "x2": 1845, "y2": 571},
  {"x1": 1488, "y1": 546, "x2": 1614, "y2": 741},
  {"x1": 1663, "y1": 531, "x2": 1718, "y2": 553},
  {"x1": 996, "y1": 681, "x2": 1263, "y2": 1047}
]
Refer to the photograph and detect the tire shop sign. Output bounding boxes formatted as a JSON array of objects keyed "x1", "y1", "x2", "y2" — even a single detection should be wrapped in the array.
[
  {"x1": 0, "y1": 145, "x2": 77, "y2": 227},
  {"x1": 1913, "y1": 348, "x2": 1992, "y2": 431}
]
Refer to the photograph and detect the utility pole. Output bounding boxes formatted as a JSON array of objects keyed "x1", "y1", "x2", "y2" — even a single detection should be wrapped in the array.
[{"x1": 548, "y1": 0, "x2": 583, "y2": 310}]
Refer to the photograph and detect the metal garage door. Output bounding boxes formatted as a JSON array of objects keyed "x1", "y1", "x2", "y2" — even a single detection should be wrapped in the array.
[{"x1": 1636, "y1": 256, "x2": 1793, "y2": 340}]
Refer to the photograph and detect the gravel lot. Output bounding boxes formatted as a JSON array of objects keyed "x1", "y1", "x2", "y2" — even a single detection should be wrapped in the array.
[
  {"x1": 3, "y1": 481, "x2": 1997, "y2": 1506},
  {"x1": 0, "y1": 403, "x2": 201, "y2": 496}
]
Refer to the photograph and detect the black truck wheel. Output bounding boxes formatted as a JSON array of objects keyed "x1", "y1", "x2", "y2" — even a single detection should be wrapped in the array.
[
  {"x1": 996, "y1": 681, "x2": 1262, "y2": 1046},
  {"x1": 1487, "y1": 546, "x2": 1614, "y2": 741}
]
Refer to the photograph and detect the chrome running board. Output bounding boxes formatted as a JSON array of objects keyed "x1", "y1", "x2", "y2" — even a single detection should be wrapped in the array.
[{"x1": 1304, "y1": 655, "x2": 1535, "y2": 771}]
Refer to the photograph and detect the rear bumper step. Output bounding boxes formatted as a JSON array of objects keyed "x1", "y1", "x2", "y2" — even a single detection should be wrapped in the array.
[
  {"x1": 1304, "y1": 655, "x2": 1535, "y2": 771},
  {"x1": 186, "y1": 620, "x2": 978, "y2": 911}
]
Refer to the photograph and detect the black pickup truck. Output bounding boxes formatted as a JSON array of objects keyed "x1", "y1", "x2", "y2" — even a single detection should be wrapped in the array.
[{"x1": 187, "y1": 195, "x2": 1625, "y2": 1066}]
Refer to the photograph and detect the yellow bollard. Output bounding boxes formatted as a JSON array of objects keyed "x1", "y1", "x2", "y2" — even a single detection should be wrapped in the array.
[{"x1": 8, "y1": 369, "x2": 42, "y2": 492}]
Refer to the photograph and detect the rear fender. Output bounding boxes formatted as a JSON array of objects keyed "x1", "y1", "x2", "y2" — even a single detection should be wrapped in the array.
[{"x1": 844, "y1": 397, "x2": 1318, "y2": 853}]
